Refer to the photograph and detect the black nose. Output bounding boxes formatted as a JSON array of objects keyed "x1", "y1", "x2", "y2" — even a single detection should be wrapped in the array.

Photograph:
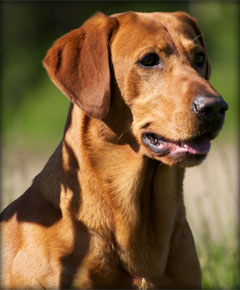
[{"x1": 193, "y1": 95, "x2": 228, "y2": 122}]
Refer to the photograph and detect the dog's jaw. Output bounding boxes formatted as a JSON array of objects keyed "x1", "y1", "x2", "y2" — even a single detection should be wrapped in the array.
[{"x1": 141, "y1": 132, "x2": 212, "y2": 167}]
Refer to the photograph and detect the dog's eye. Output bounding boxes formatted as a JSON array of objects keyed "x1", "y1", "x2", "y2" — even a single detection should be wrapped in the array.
[
  {"x1": 138, "y1": 53, "x2": 160, "y2": 67},
  {"x1": 195, "y1": 52, "x2": 205, "y2": 67}
]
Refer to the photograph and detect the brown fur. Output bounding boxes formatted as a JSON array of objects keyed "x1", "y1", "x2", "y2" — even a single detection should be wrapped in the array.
[{"x1": 0, "y1": 11, "x2": 226, "y2": 289}]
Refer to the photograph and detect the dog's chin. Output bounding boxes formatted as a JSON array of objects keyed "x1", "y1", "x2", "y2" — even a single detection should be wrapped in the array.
[
  {"x1": 141, "y1": 132, "x2": 212, "y2": 167},
  {"x1": 158, "y1": 152, "x2": 207, "y2": 167}
]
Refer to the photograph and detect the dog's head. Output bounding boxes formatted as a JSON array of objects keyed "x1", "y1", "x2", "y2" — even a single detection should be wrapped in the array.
[{"x1": 43, "y1": 11, "x2": 228, "y2": 167}]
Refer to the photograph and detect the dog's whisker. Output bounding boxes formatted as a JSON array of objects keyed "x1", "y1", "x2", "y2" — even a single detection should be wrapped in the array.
[
  {"x1": 116, "y1": 128, "x2": 130, "y2": 143},
  {"x1": 192, "y1": 34, "x2": 202, "y2": 42}
]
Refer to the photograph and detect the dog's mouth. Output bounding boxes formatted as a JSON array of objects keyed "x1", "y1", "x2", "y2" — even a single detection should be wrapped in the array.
[{"x1": 142, "y1": 132, "x2": 212, "y2": 158}]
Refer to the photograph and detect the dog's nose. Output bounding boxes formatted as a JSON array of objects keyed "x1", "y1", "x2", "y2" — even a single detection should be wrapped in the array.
[{"x1": 193, "y1": 95, "x2": 228, "y2": 122}]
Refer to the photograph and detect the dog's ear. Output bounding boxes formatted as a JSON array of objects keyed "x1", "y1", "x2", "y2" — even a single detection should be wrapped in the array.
[
  {"x1": 174, "y1": 13, "x2": 211, "y2": 80},
  {"x1": 43, "y1": 13, "x2": 118, "y2": 119}
]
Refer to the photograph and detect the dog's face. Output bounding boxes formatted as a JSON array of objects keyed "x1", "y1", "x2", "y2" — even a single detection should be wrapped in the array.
[
  {"x1": 43, "y1": 11, "x2": 228, "y2": 167},
  {"x1": 110, "y1": 12, "x2": 227, "y2": 166}
]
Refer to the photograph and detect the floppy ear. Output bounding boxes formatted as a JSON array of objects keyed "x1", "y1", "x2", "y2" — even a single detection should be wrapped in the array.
[
  {"x1": 175, "y1": 12, "x2": 211, "y2": 80},
  {"x1": 43, "y1": 13, "x2": 118, "y2": 119}
]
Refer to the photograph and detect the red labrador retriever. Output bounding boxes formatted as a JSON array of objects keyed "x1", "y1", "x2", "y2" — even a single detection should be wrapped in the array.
[{"x1": 0, "y1": 11, "x2": 227, "y2": 289}]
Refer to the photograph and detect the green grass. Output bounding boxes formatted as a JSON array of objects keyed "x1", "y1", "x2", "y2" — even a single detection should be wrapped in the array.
[
  {"x1": 197, "y1": 236, "x2": 239, "y2": 289},
  {"x1": 2, "y1": 76, "x2": 69, "y2": 148}
]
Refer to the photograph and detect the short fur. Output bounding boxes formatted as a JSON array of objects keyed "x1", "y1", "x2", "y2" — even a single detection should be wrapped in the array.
[{"x1": 0, "y1": 11, "x2": 226, "y2": 289}]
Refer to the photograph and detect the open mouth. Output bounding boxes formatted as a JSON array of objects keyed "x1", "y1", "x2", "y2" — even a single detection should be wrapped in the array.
[{"x1": 142, "y1": 132, "x2": 211, "y2": 157}]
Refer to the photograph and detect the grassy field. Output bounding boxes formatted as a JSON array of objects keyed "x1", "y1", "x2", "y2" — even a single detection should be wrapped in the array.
[{"x1": 184, "y1": 134, "x2": 238, "y2": 289}]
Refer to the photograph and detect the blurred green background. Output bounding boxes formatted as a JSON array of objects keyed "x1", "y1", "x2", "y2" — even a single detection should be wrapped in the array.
[{"x1": 1, "y1": 1, "x2": 239, "y2": 289}]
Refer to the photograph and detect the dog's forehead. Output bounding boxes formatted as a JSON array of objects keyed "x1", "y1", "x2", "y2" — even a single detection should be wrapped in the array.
[
  {"x1": 114, "y1": 11, "x2": 196, "y2": 34},
  {"x1": 111, "y1": 11, "x2": 199, "y2": 53}
]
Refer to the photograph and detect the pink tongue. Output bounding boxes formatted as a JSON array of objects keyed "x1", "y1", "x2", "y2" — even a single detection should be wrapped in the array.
[
  {"x1": 183, "y1": 140, "x2": 211, "y2": 155},
  {"x1": 159, "y1": 138, "x2": 211, "y2": 155}
]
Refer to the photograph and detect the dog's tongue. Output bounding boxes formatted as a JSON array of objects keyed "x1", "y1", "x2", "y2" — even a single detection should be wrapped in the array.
[
  {"x1": 182, "y1": 139, "x2": 211, "y2": 154},
  {"x1": 162, "y1": 138, "x2": 211, "y2": 155},
  {"x1": 143, "y1": 133, "x2": 211, "y2": 156}
]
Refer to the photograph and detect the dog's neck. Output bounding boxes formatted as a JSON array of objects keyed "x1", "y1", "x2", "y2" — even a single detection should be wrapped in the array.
[{"x1": 34, "y1": 103, "x2": 185, "y2": 277}]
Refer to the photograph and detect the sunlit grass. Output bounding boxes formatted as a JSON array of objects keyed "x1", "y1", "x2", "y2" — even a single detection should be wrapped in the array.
[{"x1": 198, "y1": 236, "x2": 239, "y2": 289}]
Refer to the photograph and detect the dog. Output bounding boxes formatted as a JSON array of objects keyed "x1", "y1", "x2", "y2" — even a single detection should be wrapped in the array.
[{"x1": 0, "y1": 11, "x2": 228, "y2": 289}]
